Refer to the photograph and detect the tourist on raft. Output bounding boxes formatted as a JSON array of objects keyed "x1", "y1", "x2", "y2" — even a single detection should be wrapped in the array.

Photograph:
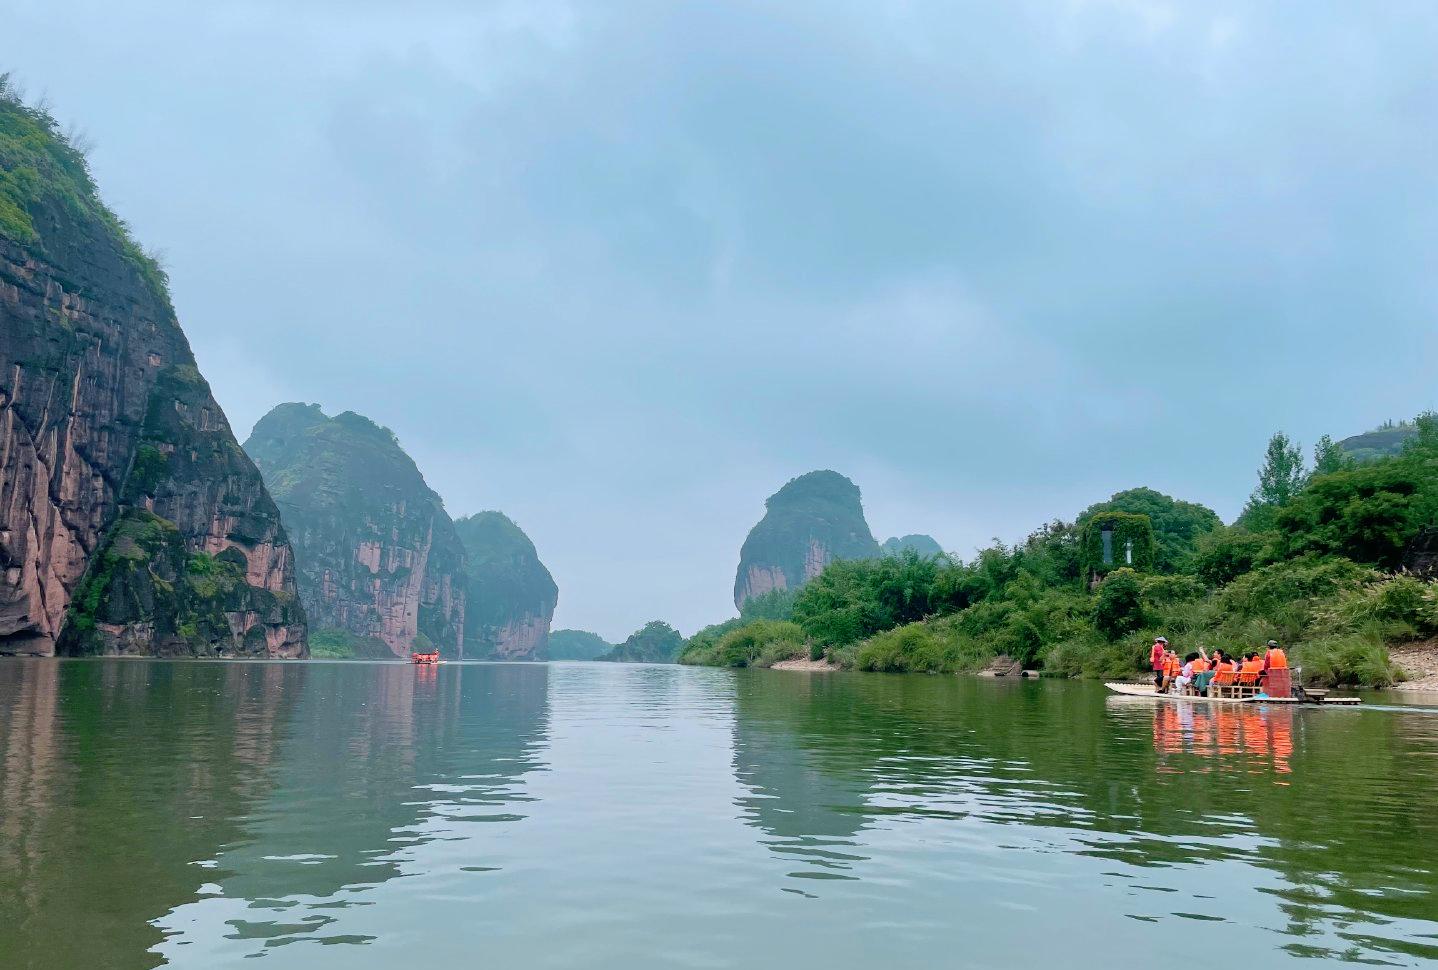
[{"x1": 1150, "y1": 636, "x2": 1169, "y2": 690}]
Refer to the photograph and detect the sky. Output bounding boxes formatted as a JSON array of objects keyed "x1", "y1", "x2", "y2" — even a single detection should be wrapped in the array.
[{"x1": 5, "y1": 1, "x2": 1436, "y2": 641}]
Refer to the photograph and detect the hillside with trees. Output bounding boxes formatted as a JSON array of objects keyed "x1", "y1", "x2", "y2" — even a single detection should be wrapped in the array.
[{"x1": 682, "y1": 415, "x2": 1438, "y2": 687}]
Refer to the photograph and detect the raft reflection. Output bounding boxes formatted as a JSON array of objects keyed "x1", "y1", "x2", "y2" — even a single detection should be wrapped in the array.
[{"x1": 1145, "y1": 701, "x2": 1295, "y2": 773}]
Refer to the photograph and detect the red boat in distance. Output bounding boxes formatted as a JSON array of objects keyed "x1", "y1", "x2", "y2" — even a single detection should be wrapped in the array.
[{"x1": 411, "y1": 651, "x2": 440, "y2": 665}]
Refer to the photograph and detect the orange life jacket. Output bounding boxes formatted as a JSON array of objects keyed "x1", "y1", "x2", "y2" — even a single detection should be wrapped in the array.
[
  {"x1": 1266, "y1": 648, "x2": 1288, "y2": 669},
  {"x1": 1165, "y1": 654, "x2": 1180, "y2": 675},
  {"x1": 1191, "y1": 658, "x2": 1210, "y2": 673},
  {"x1": 1240, "y1": 659, "x2": 1262, "y2": 676}
]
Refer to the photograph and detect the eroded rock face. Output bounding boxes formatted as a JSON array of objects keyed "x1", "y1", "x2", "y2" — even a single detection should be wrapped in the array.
[
  {"x1": 244, "y1": 404, "x2": 466, "y2": 658},
  {"x1": 453, "y1": 512, "x2": 557, "y2": 661},
  {"x1": 733, "y1": 470, "x2": 880, "y2": 609},
  {"x1": 0, "y1": 97, "x2": 305, "y2": 657}
]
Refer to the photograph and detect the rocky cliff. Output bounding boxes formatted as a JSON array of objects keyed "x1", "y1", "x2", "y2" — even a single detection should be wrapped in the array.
[
  {"x1": 733, "y1": 470, "x2": 880, "y2": 609},
  {"x1": 244, "y1": 404, "x2": 464, "y2": 658},
  {"x1": 453, "y1": 511, "x2": 557, "y2": 660},
  {"x1": 0, "y1": 91, "x2": 305, "y2": 657}
]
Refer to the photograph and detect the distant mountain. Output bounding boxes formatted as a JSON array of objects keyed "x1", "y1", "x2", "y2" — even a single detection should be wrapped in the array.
[
  {"x1": 1339, "y1": 423, "x2": 1418, "y2": 463},
  {"x1": 547, "y1": 629, "x2": 613, "y2": 661},
  {"x1": 881, "y1": 534, "x2": 944, "y2": 558},
  {"x1": 0, "y1": 91, "x2": 304, "y2": 658},
  {"x1": 734, "y1": 471, "x2": 880, "y2": 609},
  {"x1": 245, "y1": 403, "x2": 466, "y2": 659},
  {"x1": 597, "y1": 621, "x2": 685, "y2": 663},
  {"x1": 453, "y1": 512, "x2": 557, "y2": 661}
]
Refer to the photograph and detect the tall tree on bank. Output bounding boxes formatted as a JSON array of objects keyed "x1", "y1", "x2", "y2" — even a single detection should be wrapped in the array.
[
  {"x1": 1241, "y1": 432, "x2": 1307, "y2": 530},
  {"x1": 1311, "y1": 434, "x2": 1354, "y2": 477}
]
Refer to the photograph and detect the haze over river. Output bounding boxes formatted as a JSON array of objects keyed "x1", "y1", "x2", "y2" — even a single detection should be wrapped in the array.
[{"x1": 2, "y1": 660, "x2": 1437, "y2": 968}]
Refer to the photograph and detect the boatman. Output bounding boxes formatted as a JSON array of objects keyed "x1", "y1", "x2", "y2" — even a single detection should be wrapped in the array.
[
  {"x1": 1150, "y1": 636, "x2": 1169, "y2": 692},
  {"x1": 1261, "y1": 640, "x2": 1289, "y2": 694}
]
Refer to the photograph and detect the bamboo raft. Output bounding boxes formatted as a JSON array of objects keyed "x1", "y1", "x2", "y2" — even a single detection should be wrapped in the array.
[{"x1": 1105, "y1": 682, "x2": 1360, "y2": 706}]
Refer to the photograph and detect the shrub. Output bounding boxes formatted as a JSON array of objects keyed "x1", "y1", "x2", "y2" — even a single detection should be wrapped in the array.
[
  {"x1": 1093, "y1": 569, "x2": 1145, "y2": 640},
  {"x1": 851, "y1": 619, "x2": 995, "y2": 674},
  {"x1": 1216, "y1": 556, "x2": 1375, "y2": 621},
  {"x1": 1310, "y1": 575, "x2": 1438, "y2": 638},
  {"x1": 684, "y1": 619, "x2": 808, "y2": 668},
  {"x1": 1294, "y1": 633, "x2": 1397, "y2": 688}
]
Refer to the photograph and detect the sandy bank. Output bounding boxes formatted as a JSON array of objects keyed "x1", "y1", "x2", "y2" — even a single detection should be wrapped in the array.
[{"x1": 770, "y1": 657, "x2": 840, "y2": 671}]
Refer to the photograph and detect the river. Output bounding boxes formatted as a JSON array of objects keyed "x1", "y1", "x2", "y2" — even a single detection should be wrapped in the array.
[{"x1": 1, "y1": 659, "x2": 1436, "y2": 968}]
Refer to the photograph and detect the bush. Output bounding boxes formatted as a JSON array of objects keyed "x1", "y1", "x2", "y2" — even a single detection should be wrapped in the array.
[
  {"x1": 1216, "y1": 556, "x2": 1376, "y2": 621},
  {"x1": 1194, "y1": 528, "x2": 1277, "y2": 586},
  {"x1": 851, "y1": 618, "x2": 995, "y2": 674},
  {"x1": 1294, "y1": 633, "x2": 1397, "y2": 688},
  {"x1": 1310, "y1": 575, "x2": 1438, "y2": 638},
  {"x1": 791, "y1": 551, "x2": 947, "y2": 647},
  {"x1": 739, "y1": 587, "x2": 798, "y2": 621},
  {"x1": 1093, "y1": 569, "x2": 1145, "y2": 640},
  {"x1": 682, "y1": 619, "x2": 807, "y2": 668}
]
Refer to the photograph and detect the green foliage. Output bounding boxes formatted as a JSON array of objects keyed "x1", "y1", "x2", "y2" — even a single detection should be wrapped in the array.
[
  {"x1": 1275, "y1": 456, "x2": 1438, "y2": 569},
  {"x1": 1241, "y1": 432, "x2": 1307, "y2": 528},
  {"x1": 546, "y1": 629, "x2": 613, "y2": 661},
  {"x1": 1310, "y1": 575, "x2": 1438, "y2": 640},
  {"x1": 598, "y1": 620, "x2": 685, "y2": 663},
  {"x1": 309, "y1": 629, "x2": 359, "y2": 659},
  {"x1": 1312, "y1": 434, "x2": 1354, "y2": 476},
  {"x1": 1294, "y1": 633, "x2": 1398, "y2": 688},
  {"x1": 1092, "y1": 568, "x2": 1145, "y2": 640},
  {"x1": 1215, "y1": 556, "x2": 1375, "y2": 620},
  {"x1": 1194, "y1": 527, "x2": 1276, "y2": 586},
  {"x1": 739, "y1": 587, "x2": 798, "y2": 622},
  {"x1": 125, "y1": 445, "x2": 169, "y2": 498},
  {"x1": 1078, "y1": 488, "x2": 1220, "y2": 573},
  {"x1": 1080, "y1": 512, "x2": 1155, "y2": 579},
  {"x1": 790, "y1": 550, "x2": 946, "y2": 647},
  {"x1": 0, "y1": 76, "x2": 170, "y2": 301},
  {"x1": 851, "y1": 619, "x2": 994, "y2": 674},
  {"x1": 680, "y1": 619, "x2": 808, "y2": 668}
]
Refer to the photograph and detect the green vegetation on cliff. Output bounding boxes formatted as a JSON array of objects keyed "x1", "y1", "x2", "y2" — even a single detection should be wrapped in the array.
[
  {"x1": 62, "y1": 510, "x2": 302, "y2": 657},
  {"x1": 1339, "y1": 420, "x2": 1419, "y2": 463},
  {"x1": 547, "y1": 629, "x2": 613, "y2": 661},
  {"x1": 734, "y1": 470, "x2": 880, "y2": 608},
  {"x1": 453, "y1": 512, "x2": 557, "y2": 660},
  {"x1": 686, "y1": 416, "x2": 1438, "y2": 688},
  {"x1": 0, "y1": 76, "x2": 167, "y2": 299},
  {"x1": 598, "y1": 621, "x2": 685, "y2": 663}
]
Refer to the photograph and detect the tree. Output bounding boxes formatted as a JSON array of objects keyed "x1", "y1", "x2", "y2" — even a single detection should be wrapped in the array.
[
  {"x1": 1092, "y1": 568, "x2": 1145, "y2": 640},
  {"x1": 1311, "y1": 434, "x2": 1354, "y2": 477},
  {"x1": 1241, "y1": 432, "x2": 1307, "y2": 528},
  {"x1": 1077, "y1": 488, "x2": 1220, "y2": 574}
]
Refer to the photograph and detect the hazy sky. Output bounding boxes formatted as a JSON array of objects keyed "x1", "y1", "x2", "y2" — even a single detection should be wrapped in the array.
[{"x1": 6, "y1": 1, "x2": 1436, "y2": 640}]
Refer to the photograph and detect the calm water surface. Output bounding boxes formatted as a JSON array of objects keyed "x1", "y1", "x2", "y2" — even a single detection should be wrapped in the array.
[{"x1": 2, "y1": 659, "x2": 1437, "y2": 968}]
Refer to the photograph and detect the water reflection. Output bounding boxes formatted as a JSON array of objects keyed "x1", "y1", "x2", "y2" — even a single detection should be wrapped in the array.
[
  {"x1": 156, "y1": 663, "x2": 550, "y2": 960},
  {"x1": 732, "y1": 673, "x2": 873, "y2": 889},
  {"x1": 0, "y1": 660, "x2": 297, "y2": 969},
  {"x1": 3, "y1": 661, "x2": 1437, "y2": 969},
  {"x1": 727, "y1": 672, "x2": 1438, "y2": 964}
]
